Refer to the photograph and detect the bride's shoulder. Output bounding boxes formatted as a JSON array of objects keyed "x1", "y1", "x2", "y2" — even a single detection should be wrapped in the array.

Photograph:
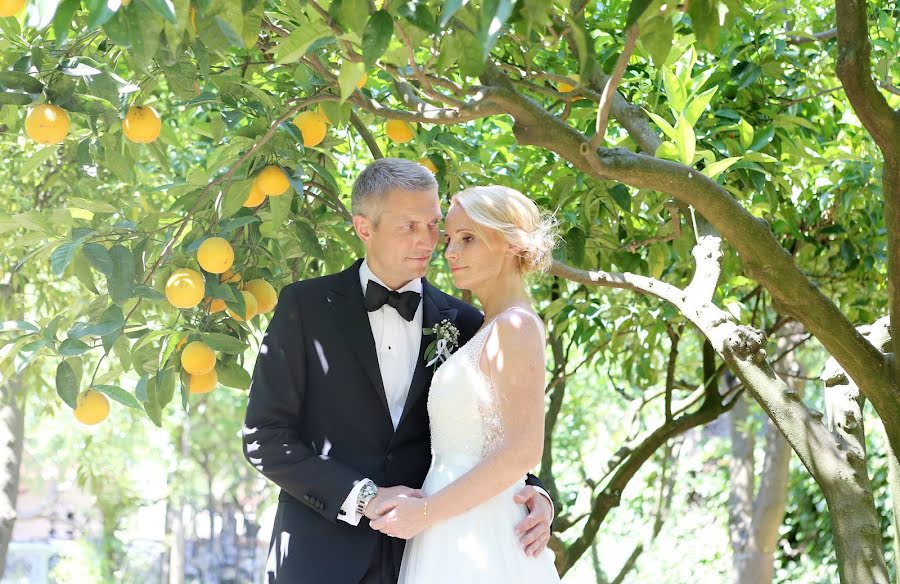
[{"x1": 485, "y1": 308, "x2": 545, "y2": 355}]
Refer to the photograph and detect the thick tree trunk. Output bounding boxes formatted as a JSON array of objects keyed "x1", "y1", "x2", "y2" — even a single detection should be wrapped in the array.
[
  {"x1": 0, "y1": 376, "x2": 25, "y2": 579},
  {"x1": 887, "y1": 445, "x2": 900, "y2": 578}
]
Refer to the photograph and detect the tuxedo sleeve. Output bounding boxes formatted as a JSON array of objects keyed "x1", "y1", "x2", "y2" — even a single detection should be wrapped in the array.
[
  {"x1": 242, "y1": 284, "x2": 365, "y2": 523},
  {"x1": 525, "y1": 474, "x2": 555, "y2": 522}
]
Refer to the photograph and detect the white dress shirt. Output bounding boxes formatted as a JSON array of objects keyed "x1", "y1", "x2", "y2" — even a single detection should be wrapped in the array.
[{"x1": 339, "y1": 260, "x2": 423, "y2": 525}]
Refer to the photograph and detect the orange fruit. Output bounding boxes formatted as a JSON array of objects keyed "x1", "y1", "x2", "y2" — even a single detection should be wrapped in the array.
[
  {"x1": 181, "y1": 341, "x2": 216, "y2": 375},
  {"x1": 558, "y1": 75, "x2": 579, "y2": 94},
  {"x1": 122, "y1": 105, "x2": 161, "y2": 144},
  {"x1": 165, "y1": 268, "x2": 205, "y2": 309},
  {"x1": 0, "y1": 0, "x2": 26, "y2": 17},
  {"x1": 190, "y1": 369, "x2": 218, "y2": 394},
  {"x1": 74, "y1": 390, "x2": 110, "y2": 425},
  {"x1": 292, "y1": 111, "x2": 327, "y2": 147},
  {"x1": 386, "y1": 120, "x2": 414, "y2": 143},
  {"x1": 25, "y1": 104, "x2": 70, "y2": 144},
  {"x1": 418, "y1": 158, "x2": 437, "y2": 173},
  {"x1": 203, "y1": 297, "x2": 227, "y2": 312},
  {"x1": 243, "y1": 183, "x2": 267, "y2": 208},
  {"x1": 219, "y1": 269, "x2": 242, "y2": 286},
  {"x1": 227, "y1": 290, "x2": 258, "y2": 322},
  {"x1": 175, "y1": 337, "x2": 187, "y2": 351},
  {"x1": 357, "y1": 72, "x2": 368, "y2": 89},
  {"x1": 196, "y1": 237, "x2": 234, "y2": 274},
  {"x1": 244, "y1": 279, "x2": 277, "y2": 314},
  {"x1": 255, "y1": 165, "x2": 290, "y2": 196}
]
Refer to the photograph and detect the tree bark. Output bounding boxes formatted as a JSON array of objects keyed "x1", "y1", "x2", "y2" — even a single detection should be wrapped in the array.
[
  {"x1": 167, "y1": 421, "x2": 189, "y2": 584},
  {"x1": 0, "y1": 376, "x2": 25, "y2": 580}
]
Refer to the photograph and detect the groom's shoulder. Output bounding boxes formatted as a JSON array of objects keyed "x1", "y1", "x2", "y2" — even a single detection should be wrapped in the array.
[
  {"x1": 278, "y1": 267, "x2": 351, "y2": 301},
  {"x1": 431, "y1": 288, "x2": 483, "y2": 327}
]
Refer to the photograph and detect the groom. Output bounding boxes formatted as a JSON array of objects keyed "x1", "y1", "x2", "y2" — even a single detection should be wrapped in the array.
[{"x1": 242, "y1": 158, "x2": 554, "y2": 583}]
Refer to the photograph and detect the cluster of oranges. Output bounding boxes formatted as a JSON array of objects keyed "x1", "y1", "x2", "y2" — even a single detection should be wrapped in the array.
[{"x1": 160, "y1": 236, "x2": 277, "y2": 400}]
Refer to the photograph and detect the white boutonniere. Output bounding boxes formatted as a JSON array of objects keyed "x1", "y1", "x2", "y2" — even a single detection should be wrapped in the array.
[{"x1": 423, "y1": 319, "x2": 460, "y2": 368}]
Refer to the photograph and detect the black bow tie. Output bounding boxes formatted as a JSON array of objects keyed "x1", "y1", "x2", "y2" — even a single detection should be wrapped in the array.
[{"x1": 364, "y1": 280, "x2": 421, "y2": 322}]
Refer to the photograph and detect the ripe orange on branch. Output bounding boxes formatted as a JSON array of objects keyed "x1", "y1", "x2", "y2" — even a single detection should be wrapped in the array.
[
  {"x1": 255, "y1": 165, "x2": 290, "y2": 196},
  {"x1": 196, "y1": 237, "x2": 234, "y2": 274},
  {"x1": 244, "y1": 279, "x2": 277, "y2": 314},
  {"x1": 243, "y1": 183, "x2": 267, "y2": 208},
  {"x1": 123, "y1": 105, "x2": 161, "y2": 144},
  {"x1": 227, "y1": 290, "x2": 258, "y2": 322},
  {"x1": 190, "y1": 369, "x2": 218, "y2": 394},
  {"x1": 418, "y1": 158, "x2": 437, "y2": 173},
  {"x1": 165, "y1": 268, "x2": 205, "y2": 309},
  {"x1": 386, "y1": 120, "x2": 414, "y2": 143},
  {"x1": 181, "y1": 341, "x2": 216, "y2": 375},
  {"x1": 293, "y1": 110, "x2": 327, "y2": 147},
  {"x1": 74, "y1": 390, "x2": 110, "y2": 425},
  {"x1": 25, "y1": 104, "x2": 70, "y2": 144},
  {"x1": 0, "y1": 0, "x2": 26, "y2": 17}
]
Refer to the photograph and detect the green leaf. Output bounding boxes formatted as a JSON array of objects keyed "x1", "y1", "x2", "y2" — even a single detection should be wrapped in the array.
[
  {"x1": 608, "y1": 184, "x2": 632, "y2": 213},
  {"x1": 479, "y1": 0, "x2": 514, "y2": 60},
  {"x1": 156, "y1": 367, "x2": 176, "y2": 409},
  {"x1": 674, "y1": 115, "x2": 696, "y2": 165},
  {"x1": 20, "y1": 147, "x2": 59, "y2": 177},
  {"x1": 640, "y1": 14, "x2": 673, "y2": 68},
  {"x1": 201, "y1": 332, "x2": 247, "y2": 354},
  {"x1": 701, "y1": 156, "x2": 742, "y2": 179},
  {"x1": 663, "y1": 68, "x2": 686, "y2": 115},
  {"x1": 439, "y1": 0, "x2": 464, "y2": 28},
  {"x1": 738, "y1": 118, "x2": 754, "y2": 150},
  {"x1": 748, "y1": 125, "x2": 775, "y2": 152},
  {"x1": 92, "y1": 384, "x2": 142, "y2": 409},
  {"x1": 50, "y1": 241, "x2": 79, "y2": 276},
  {"x1": 59, "y1": 338, "x2": 91, "y2": 357},
  {"x1": 83, "y1": 243, "x2": 114, "y2": 276},
  {"x1": 273, "y1": 19, "x2": 332, "y2": 64},
  {"x1": 684, "y1": 86, "x2": 718, "y2": 125},
  {"x1": 645, "y1": 110, "x2": 677, "y2": 141},
  {"x1": 68, "y1": 305, "x2": 125, "y2": 339},
  {"x1": 0, "y1": 92, "x2": 33, "y2": 106},
  {"x1": 217, "y1": 359, "x2": 251, "y2": 389},
  {"x1": 141, "y1": 0, "x2": 177, "y2": 23},
  {"x1": 107, "y1": 244, "x2": 135, "y2": 305},
  {"x1": 688, "y1": 0, "x2": 720, "y2": 51},
  {"x1": 52, "y1": 0, "x2": 80, "y2": 45},
  {"x1": 269, "y1": 190, "x2": 293, "y2": 232},
  {"x1": 56, "y1": 358, "x2": 81, "y2": 408},
  {"x1": 625, "y1": 0, "x2": 655, "y2": 28},
  {"x1": 362, "y1": 11, "x2": 393, "y2": 69},
  {"x1": 338, "y1": 60, "x2": 365, "y2": 103},
  {"x1": 0, "y1": 71, "x2": 44, "y2": 94},
  {"x1": 648, "y1": 244, "x2": 668, "y2": 279}
]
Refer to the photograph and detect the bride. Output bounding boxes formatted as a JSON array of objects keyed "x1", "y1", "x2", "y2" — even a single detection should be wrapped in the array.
[{"x1": 369, "y1": 185, "x2": 561, "y2": 582}]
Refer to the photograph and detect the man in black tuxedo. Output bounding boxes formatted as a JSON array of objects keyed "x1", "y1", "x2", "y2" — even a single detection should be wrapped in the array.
[{"x1": 242, "y1": 158, "x2": 553, "y2": 583}]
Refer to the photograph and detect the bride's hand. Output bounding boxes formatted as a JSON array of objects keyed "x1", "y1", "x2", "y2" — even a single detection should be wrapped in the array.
[{"x1": 369, "y1": 496, "x2": 430, "y2": 540}]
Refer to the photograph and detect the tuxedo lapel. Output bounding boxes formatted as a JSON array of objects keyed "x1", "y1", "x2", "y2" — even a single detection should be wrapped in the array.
[
  {"x1": 326, "y1": 260, "x2": 392, "y2": 422},
  {"x1": 397, "y1": 279, "x2": 458, "y2": 429}
]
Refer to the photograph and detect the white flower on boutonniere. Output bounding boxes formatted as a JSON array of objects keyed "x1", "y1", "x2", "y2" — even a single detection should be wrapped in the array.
[{"x1": 423, "y1": 319, "x2": 460, "y2": 368}]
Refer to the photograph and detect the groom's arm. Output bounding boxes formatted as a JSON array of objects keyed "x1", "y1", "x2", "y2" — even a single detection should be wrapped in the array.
[
  {"x1": 242, "y1": 283, "x2": 365, "y2": 524},
  {"x1": 524, "y1": 475, "x2": 554, "y2": 521}
]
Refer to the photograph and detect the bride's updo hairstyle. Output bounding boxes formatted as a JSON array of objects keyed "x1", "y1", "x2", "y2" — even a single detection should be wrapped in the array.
[{"x1": 450, "y1": 185, "x2": 558, "y2": 275}]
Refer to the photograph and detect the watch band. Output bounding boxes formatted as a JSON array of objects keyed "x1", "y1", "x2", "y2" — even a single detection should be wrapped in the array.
[{"x1": 356, "y1": 480, "x2": 378, "y2": 516}]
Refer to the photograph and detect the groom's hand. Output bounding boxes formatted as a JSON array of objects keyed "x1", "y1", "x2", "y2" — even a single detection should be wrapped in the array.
[
  {"x1": 514, "y1": 485, "x2": 553, "y2": 557},
  {"x1": 364, "y1": 485, "x2": 423, "y2": 520}
]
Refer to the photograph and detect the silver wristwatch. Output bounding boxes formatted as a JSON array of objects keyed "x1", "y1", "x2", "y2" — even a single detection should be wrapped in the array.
[{"x1": 356, "y1": 480, "x2": 378, "y2": 516}]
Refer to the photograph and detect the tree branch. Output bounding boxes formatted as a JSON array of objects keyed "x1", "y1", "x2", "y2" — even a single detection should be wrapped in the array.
[{"x1": 590, "y1": 25, "x2": 639, "y2": 149}]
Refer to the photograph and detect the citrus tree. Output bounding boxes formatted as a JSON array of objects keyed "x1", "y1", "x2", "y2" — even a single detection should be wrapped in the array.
[{"x1": 0, "y1": 0, "x2": 898, "y2": 581}]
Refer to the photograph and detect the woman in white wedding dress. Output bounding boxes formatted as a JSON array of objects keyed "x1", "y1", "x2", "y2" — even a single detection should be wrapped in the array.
[{"x1": 369, "y1": 185, "x2": 561, "y2": 583}]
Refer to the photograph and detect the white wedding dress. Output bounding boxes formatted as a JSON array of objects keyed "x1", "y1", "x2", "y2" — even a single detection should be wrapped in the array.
[{"x1": 398, "y1": 308, "x2": 561, "y2": 583}]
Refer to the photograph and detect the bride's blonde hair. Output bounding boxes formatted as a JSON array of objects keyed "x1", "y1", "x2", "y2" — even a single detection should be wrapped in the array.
[{"x1": 450, "y1": 185, "x2": 558, "y2": 275}]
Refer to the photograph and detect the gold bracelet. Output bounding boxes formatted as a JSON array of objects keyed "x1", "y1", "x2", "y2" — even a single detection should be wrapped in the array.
[{"x1": 422, "y1": 499, "x2": 428, "y2": 520}]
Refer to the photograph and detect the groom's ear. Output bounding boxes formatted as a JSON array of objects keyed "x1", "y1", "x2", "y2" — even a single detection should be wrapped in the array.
[{"x1": 352, "y1": 215, "x2": 372, "y2": 243}]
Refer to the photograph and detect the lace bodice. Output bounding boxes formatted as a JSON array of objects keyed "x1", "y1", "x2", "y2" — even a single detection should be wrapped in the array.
[{"x1": 427, "y1": 308, "x2": 543, "y2": 462}]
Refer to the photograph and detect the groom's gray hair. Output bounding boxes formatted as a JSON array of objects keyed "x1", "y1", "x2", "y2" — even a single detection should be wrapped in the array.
[{"x1": 351, "y1": 158, "x2": 438, "y2": 224}]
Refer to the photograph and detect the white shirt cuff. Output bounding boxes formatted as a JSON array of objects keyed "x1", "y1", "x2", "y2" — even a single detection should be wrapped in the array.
[
  {"x1": 532, "y1": 486, "x2": 555, "y2": 521},
  {"x1": 338, "y1": 479, "x2": 371, "y2": 526}
]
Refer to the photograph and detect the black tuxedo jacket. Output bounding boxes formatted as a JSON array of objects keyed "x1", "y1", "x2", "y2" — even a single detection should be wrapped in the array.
[{"x1": 242, "y1": 259, "x2": 546, "y2": 583}]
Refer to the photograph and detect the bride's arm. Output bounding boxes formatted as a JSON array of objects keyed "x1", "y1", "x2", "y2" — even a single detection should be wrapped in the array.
[{"x1": 370, "y1": 311, "x2": 545, "y2": 537}]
